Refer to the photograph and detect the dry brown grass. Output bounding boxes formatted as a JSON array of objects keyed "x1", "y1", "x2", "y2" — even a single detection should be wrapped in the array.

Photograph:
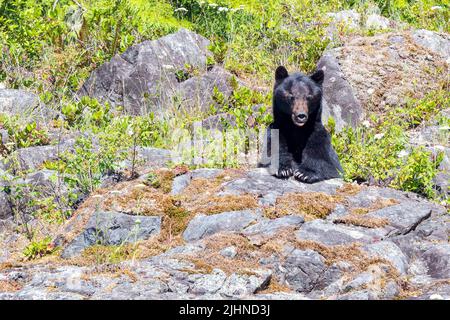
[
  {"x1": 186, "y1": 194, "x2": 259, "y2": 216},
  {"x1": 349, "y1": 198, "x2": 399, "y2": 216},
  {"x1": 337, "y1": 183, "x2": 363, "y2": 196},
  {"x1": 180, "y1": 233, "x2": 261, "y2": 275},
  {"x1": 259, "y1": 278, "x2": 292, "y2": 294},
  {"x1": 334, "y1": 214, "x2": 389, "y2": 228},
  {"x1": 0, "y1": 280, "x2": 21, "y2": 292},
  {"x1": 264, "y1": 192, "x2": 345, "y2": 220}
]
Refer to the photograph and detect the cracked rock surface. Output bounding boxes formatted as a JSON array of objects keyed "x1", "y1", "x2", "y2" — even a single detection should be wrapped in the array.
[{"x1": 0, "y1": 168, "x2": 448, "y2": 300}]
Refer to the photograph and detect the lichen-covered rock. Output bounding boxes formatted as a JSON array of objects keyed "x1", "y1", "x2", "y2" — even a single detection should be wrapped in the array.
[
  {"x1": 0, "y1": 89, "x2": 48, "y2": 120},
  {"x1": 1, "y1": 164, "x2": 449, "y2": 300},
  {"x1": 172, "y1": 66, "x2": 238, "y2": 113},
  {"x1": 296, "y1": 219, "x2": 386, "y2": 246},
  {"x1": 282, "y1": 249, "x2": 327, "y2": 292},
  {"x1": 7, "y1": 140, "x2": 75, "y2": 171},
  {"x1": 62, "y1": 211, "x2": 161, "y2": 258},
  {"x1": 183, "y1": 209, "x2": 261, "y2": 242},
  {"x1": 171, "y1": 168, "x2": 223, "y2": 195},
  {"x1": 243, "y1": 216, "x2": 304, "y2": 236},
  {"x1": 362, "y1": 241, "x2": 409, "y2": 275},
  {"x1": 366, "y1": 201, "x2": 432, "y2": 236},
  {"x1": 319, "y1": 31, "x2": 449, "y2": 130},
  {"x1": 420, "y1": 244, "x2": 450, "y2": 279},
  {"x1": 78, "y1": 29, "x2": 213, "y2": 115}
]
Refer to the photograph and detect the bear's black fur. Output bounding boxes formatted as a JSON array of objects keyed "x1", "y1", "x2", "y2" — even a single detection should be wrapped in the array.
[{"x1": 262, "y1": 66, "x2": 343, "y2": 183}]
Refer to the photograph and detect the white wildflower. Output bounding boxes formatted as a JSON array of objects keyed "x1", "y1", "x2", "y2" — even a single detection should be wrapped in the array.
[
  {"x1": 218, "y1": 7, "x2": 229, "y2": 12},
  {"x1": 174, "y1": 7, "x2": 188, "y2": 12},
  {"x1": 374, "y1": 133, "x2": 384, "y2": 140},
  {"x1": 127, "y1": 128, "x2": 134, "y2": 136},
  {"x1": 362, "y1": 120, "x2": 371, "y2": 128},
  {"x1": 209, "y1": 3, "x2": 218, "y2": 8},
  {"x1": 430, "y1": 6, "x2": 442, "y2": 11},
  {"x1": 397, "y1": 150, "x2": 409, "y2": 158}
]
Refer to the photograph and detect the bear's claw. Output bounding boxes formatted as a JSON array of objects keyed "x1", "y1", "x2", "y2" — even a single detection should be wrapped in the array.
[
  {"x1": 294, "y1": 170, "x2": 317, "y2": 183},
  {"x1": 275, "y1": 168, "x2": 293, "y2": 178}
]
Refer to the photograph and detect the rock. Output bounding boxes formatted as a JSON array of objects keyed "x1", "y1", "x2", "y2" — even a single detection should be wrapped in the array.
[
  {"x1": 8, "y1": 140, "x2": 74, "y2": 171},
  {"x1": 420, "y1": 244, "x2": 450, "y2": 279},
  {"x1": 221, "y1": 168, "x2": 342, "y2": 197},
  {"x1": 201, "y1": 113, "x2": 236, "y2": 131},
  {"x1": 408, "y1": 283, "x2": 450, "y2": 300},
  {"x1": 362, "y1": 241, "x2": 409, "y2": 275},
  {"x1": 183, "y1": 209, "x2": 261, "y2": 242},
  {"x1": 296, "y1": 219, "x2": 386, "y2": 246},
  {"x1": 219, "y1": 269, "x2": 272, "y2": 297},
  {"x1": 243, "y1": 216, "x2": 304, "y2": 240},
  {"x1": 0, "y1": 89, "x2": 47, "y2": 119},
  {"x1": 318, "y1": 53, "x2": 363, "y2": 131},
  {"x1": 0, "y1": 171, "x2": 12, "y2": 219},
  {"x1": 189, "y1": 269, "x2": 227, "y2": 294},
  {"x1": 318, "y1": 31, "x2": 449, "y2": 130},
  {"x1": 171, "y1": 168, "x2": 223, "y2": 195},
  {"x1": 0, "y1": 191, "x2": 12, "y2": 220},
  {"x1": 79, "y1": 29, "x2": 212, "y2": 115},
  {"x1": 326, "y1": 10, "x2": 361, "y2": 36},
  {"x1": 252, "y1": 292, "x2": 309, "y2": 300},
  {"x1": 365, "y1": 14, "x2": 391, "y2": 30},
  {"x1": 365, "y1": 201, "x2": 432, "y2": 236},
  {"x1": 61, "y1": 211, "x2": 161, "y2": 258},
  {"x1": 171, "y1": 66, "x2": 238, "y2": 113},
  {"x1": 412, "y1": 29, "x2": 450, "y2": 59},
  {"x1": 343, "y1": 272, "x2": 375, "y2": 292},
  {"x1": 220, "y1": 246, "x2": 237, "y2": 259},
  {"x1": 122, "y1": 146, "x2": 172, "y2": 169},
  {"x1": 282, "y1": 249, "x2": 327, "y2": 292}
]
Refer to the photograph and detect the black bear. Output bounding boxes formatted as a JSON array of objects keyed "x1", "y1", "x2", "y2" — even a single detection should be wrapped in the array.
[{"x1": 260, "y1": 66, "x2": 343, "y2": 183}]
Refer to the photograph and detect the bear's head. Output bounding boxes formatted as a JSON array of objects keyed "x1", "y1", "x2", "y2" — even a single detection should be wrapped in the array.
[{"x1": 273, "y1": 66, "x2": 324, "y2": 127}]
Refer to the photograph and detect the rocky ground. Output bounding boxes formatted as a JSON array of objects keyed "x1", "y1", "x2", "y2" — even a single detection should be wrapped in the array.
[
  {"x1": 0, "y1": 10, "x2": 449, "y2": 300},
  {"x1": 0, "y1": 166, "x2": 449, "y2": 300}
]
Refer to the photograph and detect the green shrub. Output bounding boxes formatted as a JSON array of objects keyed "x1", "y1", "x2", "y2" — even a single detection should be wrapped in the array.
[{"x1": 23, "y1": 236, "x2": 55, "y2": 260}]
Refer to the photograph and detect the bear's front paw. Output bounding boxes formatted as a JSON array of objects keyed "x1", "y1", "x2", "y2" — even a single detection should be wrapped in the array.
[
  {"x1": 293, "y1": 170, "x2": 320, "y2": 183},
  {"x1": 274, "y1": 167, "x2": 293, "y2": 179}
]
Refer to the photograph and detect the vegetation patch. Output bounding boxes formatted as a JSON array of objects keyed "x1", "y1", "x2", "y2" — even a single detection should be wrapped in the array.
[
  {"x1": 264, "y1": 192, "x2": 345, "y2": 220},
  {"x1": 0, "y1": 280, "x2": 22, "y2": 292},
  {"x1": 334, "y1": 214, "x2": 389, "y2": 228}
]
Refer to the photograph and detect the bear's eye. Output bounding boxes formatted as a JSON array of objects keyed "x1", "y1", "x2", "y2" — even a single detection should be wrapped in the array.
[
  {"x1": 287, "y1": 94, "x2": 295, "y2": 102},
  {"x1": 306, "y1": 94, "x2": 313, "y2": 100}
]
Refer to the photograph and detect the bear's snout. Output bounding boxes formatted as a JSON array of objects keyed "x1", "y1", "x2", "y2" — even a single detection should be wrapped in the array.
[
  {"x1": 291, "y1": 100, "x2": 309, "y2": 127},
  {"x1": 292, "y1": 112, "x2": 308, "y2": 127}
]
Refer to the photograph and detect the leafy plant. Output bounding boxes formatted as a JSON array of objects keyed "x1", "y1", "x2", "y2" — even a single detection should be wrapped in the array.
[{"x1": 23, "y1": 236, "x2": 55, "y2": 260}]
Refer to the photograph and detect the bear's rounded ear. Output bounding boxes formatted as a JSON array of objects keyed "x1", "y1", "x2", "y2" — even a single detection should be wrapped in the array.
[
  {"x1": 310, "y1": 69, "x2": 324, "y2": 86},
  {"x1": 275, "y1": 66, "x2": 289, "y2": 82}
]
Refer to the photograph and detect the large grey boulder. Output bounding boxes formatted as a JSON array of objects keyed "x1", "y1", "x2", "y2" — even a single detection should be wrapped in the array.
[
  {"x1": 78, "y1": 29, "x2": 213, "y2": 115},
  {"x1": 243, "y1": 216, "x2": 304, "y2": 238},
  {"x1": 282, "y1": 249, "x2": 327, "y2": 292},
  {"x1": 366, "y1": 201, "x2": 432, "y2": 236},
  {"x1": 318, "y1": 53, "x2": 363, "y2": 131},
  {"x1": 412, "y1": 29, "x2": 450, "y2": 60},
  {"x1": 171, "y1": 66, "x2": 237, "y2": 113},
  {"x1": 183, "y1": 209, "x2": 260, "y2": 242},
  {"x1": 296, "y1": 219, "x2": 386, "y2": 246},
  {"x1": 362, "y1": 241, "x2": 409, "y2": 275},
  {"x1": 61, "y1": 211, "x2": 161, "y2": 258},
  {"x1": 7, "y1": 140, "x2": 74, "y2": 172},
  {"x1": 319, "y1": 30, "x2": 450, "y2": 131},
  {"x1": 0, "y1": 89, "x2": 48, "y2": 119},
  {"x1": 171, "y1": 168, "x2": 223, "y2": 195},
  {"x1": 420, "y1": 244, "x2": 450, "y2": 279},
  {"x1": 0, "y1": 191, "x2": 12, "y2": 220}
]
